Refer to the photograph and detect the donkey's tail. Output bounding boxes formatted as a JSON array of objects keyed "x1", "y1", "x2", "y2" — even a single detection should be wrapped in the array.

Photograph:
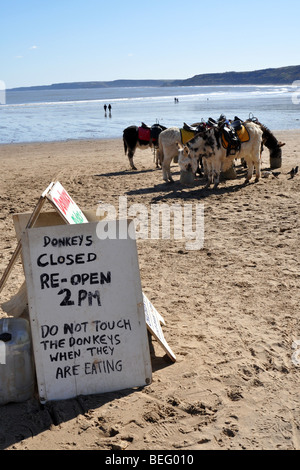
[{"x1": 123, "y1": 138, "x2": 128, "y2": 155}]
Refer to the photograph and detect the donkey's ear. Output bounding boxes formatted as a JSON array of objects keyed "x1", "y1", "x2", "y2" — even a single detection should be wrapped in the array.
[{"x1": 278, "y1": 141, "x2": 286, "y2": 147}]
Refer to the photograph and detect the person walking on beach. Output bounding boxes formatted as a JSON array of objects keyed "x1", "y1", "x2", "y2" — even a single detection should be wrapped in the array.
[
  {"x1": 108, "y1": 104, "x2": 112, "y2": 116},
  {"x1": 104, "y1": 104, "x2": 107, "y2": 116}
]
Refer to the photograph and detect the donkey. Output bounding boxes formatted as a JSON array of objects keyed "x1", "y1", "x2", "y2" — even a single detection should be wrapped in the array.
[
  {"x1": 123, "y1": 123, "x2": 166, "y2": 170},
  {"x1": 246, "y1": 118, "x2": 285, "y2": 169},
  {"x1": 179, "y1": 121, "x2": 263, "y2": 189},
  {"x1": 157, "y1": 123, "x2": 207, "y2": 182}
]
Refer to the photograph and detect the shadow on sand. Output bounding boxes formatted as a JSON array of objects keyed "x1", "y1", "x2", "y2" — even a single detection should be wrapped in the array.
[{"x1": 0, "y1": 348, "x2": 172, "y2": 450}]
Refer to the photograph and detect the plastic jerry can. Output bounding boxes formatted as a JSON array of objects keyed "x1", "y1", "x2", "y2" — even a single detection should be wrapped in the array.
[{"x1": 0, "y1": 317, "x2": 35, "y2": 405}]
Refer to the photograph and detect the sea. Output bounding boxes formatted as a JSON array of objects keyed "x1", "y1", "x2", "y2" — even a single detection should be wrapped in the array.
[{"x1": 0, "y1": 84, "x2": 299, "y2": 144}]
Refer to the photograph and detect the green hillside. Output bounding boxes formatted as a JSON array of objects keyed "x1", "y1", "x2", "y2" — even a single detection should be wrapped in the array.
[{"x1": 175, "y1": 65, "x2": 300, "y2": 86}]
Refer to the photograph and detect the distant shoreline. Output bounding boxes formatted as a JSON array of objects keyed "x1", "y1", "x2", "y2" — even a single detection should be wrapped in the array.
[
  {"x1": 0, "y1": 136, "x2": 119, "y2": 148},
  {"x1": 7, "y1": 65, "x2": 300, "y2": 91}
]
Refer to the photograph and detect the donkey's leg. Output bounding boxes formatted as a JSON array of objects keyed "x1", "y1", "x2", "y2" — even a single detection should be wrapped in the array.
[
  {"x1": 128, "y1": 148, "x2": 137, "y2": 170},
  {"x1": 162, "y1": 160, "x2": 169, "y2": 182},
  {"x1": 162, "y1": 159, "x2": 174, "y2": 183},
  {"x1": 254, "y1": 154, "x2": 261, "y2": 182},
  {"x1": 204, "y1": 160, "x2": 212, "y2": 188},
  {"x1": 245, "y1": 159, "x2": 254, "y2": 183},
  {"x1": 212, "y1": 159, "x2": 222, "y2": 189}
]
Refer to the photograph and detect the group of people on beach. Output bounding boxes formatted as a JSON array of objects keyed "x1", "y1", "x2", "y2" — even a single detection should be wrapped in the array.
[{"x1": 104, "y1": 104, "x2": 112, "y2": 116}]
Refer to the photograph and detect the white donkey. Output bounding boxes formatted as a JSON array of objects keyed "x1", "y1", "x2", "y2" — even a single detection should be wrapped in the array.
[
  {"x1": 156, "y1": 127, "x2": 182, "y2": 182},
  {"x1": 179, "y1": 121, "x2": 263, "y2": 189},
  {"x1": 157, "y1": 124, "x2": 204, "y2": 182}
]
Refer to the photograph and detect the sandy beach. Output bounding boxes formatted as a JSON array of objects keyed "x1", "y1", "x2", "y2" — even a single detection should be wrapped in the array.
[{"x1": 0, "y1": 130, "x2": 300, "y2": 451}]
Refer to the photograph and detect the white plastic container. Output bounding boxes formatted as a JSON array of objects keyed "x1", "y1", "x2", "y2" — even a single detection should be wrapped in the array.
[{"x1": 0, "y1": 318, "x2": 35, "y2": 405}]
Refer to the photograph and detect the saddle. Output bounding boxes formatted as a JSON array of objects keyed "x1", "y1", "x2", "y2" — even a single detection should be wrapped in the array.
[
  {"x1": 181, "y1": 122, "x2": 207, "y2": 144},
  {"x1": 207, "y1": 117, "x2": 218, "y2": 128},
  {"x1": 181, "y1": 128, "x2": 196, "y2": 145},
  {"x1": 138, "y1": 123, "x2": 151, "y2": 143},
  {"x1": 183, "y1": 122, "x2": 200, "y2": 133},
  {"x1": 220, "y1": 117, "x2": 250, "y2": 156}
]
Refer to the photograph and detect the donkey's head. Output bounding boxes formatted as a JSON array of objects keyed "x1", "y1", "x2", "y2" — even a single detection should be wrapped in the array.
[
  {"x1": 270, "y1": 141, "x2": 285, "y2": 159},
  {"x1": 270, "y1": 140, "x2": 285, "y2": 169},
  {"x1": 176, "y1": 144, "x2": 195, "y2": 186}
]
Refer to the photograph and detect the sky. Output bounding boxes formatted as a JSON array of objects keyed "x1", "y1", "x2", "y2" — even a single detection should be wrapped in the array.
[{"x1": 1, "y1": 0, "x2": 300, "y2": 89}]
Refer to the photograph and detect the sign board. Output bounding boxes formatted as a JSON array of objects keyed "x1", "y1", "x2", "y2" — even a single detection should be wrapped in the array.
[
  {"x1": 143, "y1": 294, "x2": 176, "y2": 362},
  {"x1": 21, "y1": 220, "x2": 152, "y2": 403},
  {"x1": 46, "y1": 181, "x2": 88, "y2": 224}
]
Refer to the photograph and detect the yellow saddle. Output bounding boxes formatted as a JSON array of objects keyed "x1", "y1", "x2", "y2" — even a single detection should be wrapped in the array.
[
  {"x1": 221, "y1": 125, "x2": 250, "y2": 150},
  {"x1": 180, "y1": 128, "x2": 195, "y2": 145}
]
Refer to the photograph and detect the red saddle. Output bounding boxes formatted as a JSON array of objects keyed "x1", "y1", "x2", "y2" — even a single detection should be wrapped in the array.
[{"x1": 138, "y1": 126, "x2": 151, "y2": 142}]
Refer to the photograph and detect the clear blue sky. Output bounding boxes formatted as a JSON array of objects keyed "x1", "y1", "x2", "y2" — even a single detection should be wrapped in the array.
[{"x1": 1, "y1": 0, "x2": 299, "y2": 89}]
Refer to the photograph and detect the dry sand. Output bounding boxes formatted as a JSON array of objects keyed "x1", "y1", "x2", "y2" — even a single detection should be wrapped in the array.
[{"x1": 0, "y1": 131, "x2": 299, "y2": 451}]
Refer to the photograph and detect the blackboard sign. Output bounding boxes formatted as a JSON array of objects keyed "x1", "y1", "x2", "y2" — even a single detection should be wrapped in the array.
[{"x1": 22, "y1": 220, "x2": 152, "y2": 403}]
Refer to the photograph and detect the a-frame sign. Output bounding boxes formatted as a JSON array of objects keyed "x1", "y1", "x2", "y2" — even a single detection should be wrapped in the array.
[{"x1": 0, "y1": 182, "x2": 176, "y2": 367}]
